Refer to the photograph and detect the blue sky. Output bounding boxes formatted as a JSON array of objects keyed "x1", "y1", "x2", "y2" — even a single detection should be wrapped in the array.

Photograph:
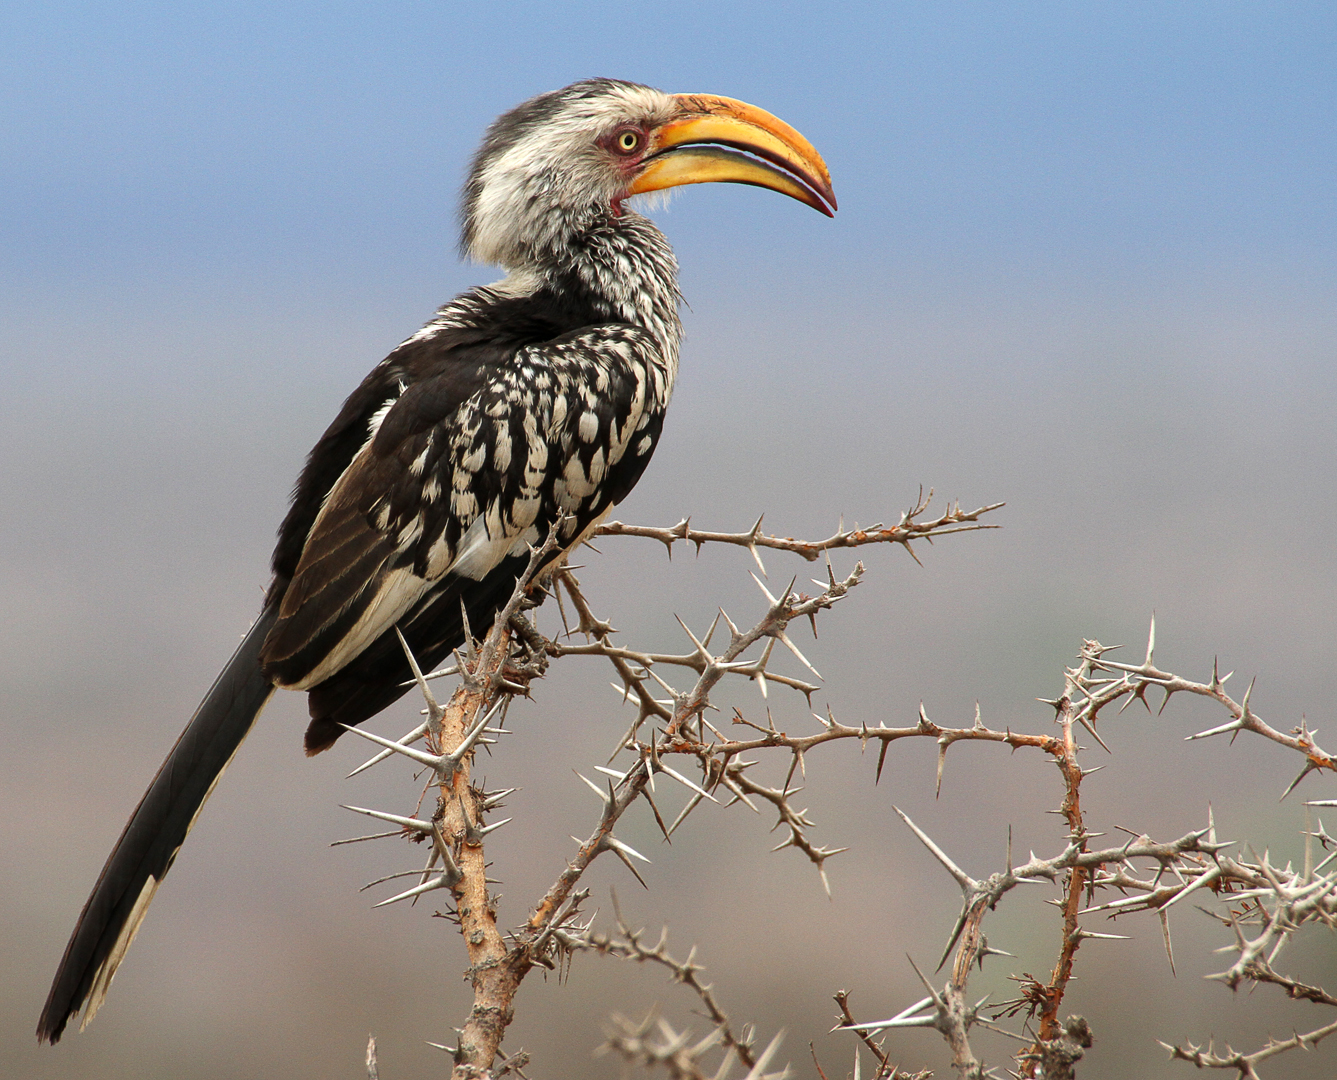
[{"x1": 4, "y1": 2, "x2": 1334, "y2": 293}]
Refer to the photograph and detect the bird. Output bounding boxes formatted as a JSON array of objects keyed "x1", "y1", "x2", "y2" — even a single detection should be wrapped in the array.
[{"x1": 38, "y1": 77, "x2": 835, "y2": 1044}]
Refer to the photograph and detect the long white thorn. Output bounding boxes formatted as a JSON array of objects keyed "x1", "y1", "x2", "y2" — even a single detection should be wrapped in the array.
[
  {"x1": 742, "y1": 1029, "x2": 786, "y2": 1080},
  {"x1": 776, "y1": 629, "x2": 822, "y2": 680},
  {"x1": 480, "y1": 787, "x2": 516, "y2": 811},
  {"x1": 749, "y1": 571, "x2": 780, "y2": 607},
  {"x1": 606, "y1": 835, "x2": 651, "y2": 863},
  {"x1": 340, "y1": 723, "x2": 446, "y2": 771},
  {"x1": 418, "y1": 663, "x2": 460, "y2": 684},
  {"x1": 346, "y1": 720, "x2": 432, "y2": 778},
  {"x1": 341, "y1": 804, "x2": 434, "y2": 834},
  {"x1": 1187, "y1": 718, "x2": 1246, "y2": 741},
  {"x1": 893, "y1": 806, "x2": 975, "y2": 891},
  {"x1": 577, "y1": 772, "x2": 612, "y2": 804},
  {"x1": 395, "y1": 627, "x2": 441, "y2": 718},
  {"x1": 474, "y1": 817, "x2": 512, "y2": 838},
  {"x1": 654, "y1": 762, "x2": 719, "y2": 802},
  {"x1": 446, "y1": 696, "x2": 507, "y2": 765},
  {"x1": 748, "y1": 543, "x2": 768, "y2": 578},
  {"x1": 373, "y1": 874, "x2": 452, "y2": 908}
]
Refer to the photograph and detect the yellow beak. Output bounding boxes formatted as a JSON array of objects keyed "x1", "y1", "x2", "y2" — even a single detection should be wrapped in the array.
[{"x1": 627, "y1": 94, "x2": 837, "y2": 217}]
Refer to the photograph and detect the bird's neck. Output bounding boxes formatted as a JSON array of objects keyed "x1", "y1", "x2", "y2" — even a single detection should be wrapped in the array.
[{"x1": 508, "y1": 210, "x2": 683, "y2": 387}]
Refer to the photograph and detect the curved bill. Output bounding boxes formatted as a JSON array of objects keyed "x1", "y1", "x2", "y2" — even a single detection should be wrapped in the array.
[{"x1": 628, "y1": 93, "x2": 837, "y2": 217}]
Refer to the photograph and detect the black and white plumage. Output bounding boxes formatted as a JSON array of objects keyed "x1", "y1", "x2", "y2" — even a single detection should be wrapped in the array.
[
  {"x1": 38, "y1": 78, "x2": 834, "y2": 1044},
  {"x1": 263, "y1": 225, "x2": 681, "y2": 750}
]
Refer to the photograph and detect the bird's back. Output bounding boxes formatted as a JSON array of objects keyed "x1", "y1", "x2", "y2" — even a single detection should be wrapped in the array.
[{"x1": 261, "y1": 272, "x2": 674, "y2": 752}]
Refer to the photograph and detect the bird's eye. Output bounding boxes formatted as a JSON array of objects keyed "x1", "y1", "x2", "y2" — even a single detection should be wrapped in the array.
[{"x1": 614, "y1": 129, "x2": 643, "y2": 155}]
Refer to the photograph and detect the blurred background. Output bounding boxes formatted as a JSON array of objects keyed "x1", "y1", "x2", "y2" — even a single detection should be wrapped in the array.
[{"x1": 4, "y1": 2, "x2": 1336, "y2": 1077}]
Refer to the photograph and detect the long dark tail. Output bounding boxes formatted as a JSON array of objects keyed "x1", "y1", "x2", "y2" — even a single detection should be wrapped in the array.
[{"x1": 37, "y1": 606, "x2": 279, "y2": 1044}]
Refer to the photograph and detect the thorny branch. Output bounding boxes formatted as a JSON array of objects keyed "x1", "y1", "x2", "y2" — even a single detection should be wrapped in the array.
[
  {"x1": 594, "y1": 490, "x2": 1002, "y2": 571},
  {"x1": 1158, "y1": 1017, "x2": 1337, "y2": 1079},
  {"x1": 831, "y1": 620, "x2": 1336, "y2": 1078},
  {"x1": 332, "y1": 498, "x2": 1334, "y2": 1080},
  {"x1": 565, "y1": 897, "x2": 771, "y2": 1076},
  {"x1": 336, "y1": 498, "x2": 995, "y2": 1077},
  {"x1": 831, "y1": 990, "x2": 935, "y2": 1080},
  {"x1": 342, "y1": 524, "x2": 555, "y2": 1079},
  {"x1": 599, "y1": 1013, "x2": 790, "y2": 1080}
]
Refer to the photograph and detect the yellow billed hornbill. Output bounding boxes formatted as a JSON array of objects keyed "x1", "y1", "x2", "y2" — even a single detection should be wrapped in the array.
[{"x1": 38, "y1": 78, "x2": 835, "y2": 1043}]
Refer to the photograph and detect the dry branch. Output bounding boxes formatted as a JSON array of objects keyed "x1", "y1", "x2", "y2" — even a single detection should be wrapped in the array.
[
  {"x1": 593, "y1": 491, "x2": 1002, "y2": 569},
  {"x1": 329, "y1": 497, "x2": 1334, "y2": 1080}
]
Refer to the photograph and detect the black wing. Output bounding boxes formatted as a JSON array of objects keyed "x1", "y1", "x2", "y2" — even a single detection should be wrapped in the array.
[{"x1": 262, "y1": 319, "x2": 670, "y2": 752}]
